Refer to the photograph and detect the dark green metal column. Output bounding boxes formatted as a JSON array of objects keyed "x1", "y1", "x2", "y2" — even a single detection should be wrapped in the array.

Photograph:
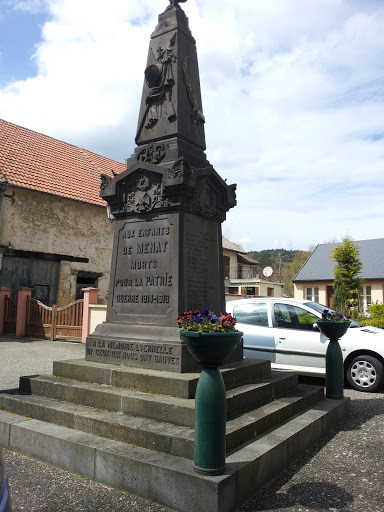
[
  {"x1": 194, "y1": 366, "x2": 226, "y2": 476},
  {"x1": 325, "y1": 338, "x2": 344, "y2": 399}
]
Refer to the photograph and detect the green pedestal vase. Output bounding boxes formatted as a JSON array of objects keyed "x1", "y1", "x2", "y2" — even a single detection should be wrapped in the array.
[
  {"x1": 317, "y1": 320, "x2": 351, "y2": 400},
  {"x1": 179, "y1": 330, "x2": 243, "y2": 476}
]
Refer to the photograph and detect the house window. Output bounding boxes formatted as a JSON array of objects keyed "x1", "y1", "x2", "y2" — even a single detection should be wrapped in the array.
[
  {"x1": 306, "y1": 287, "x2": 319, "y2": 302},
  {"x1": 267, "y1": 287, "x2": 274, "y2": 297},
  {"x1": 361, "y1": 285, "x2": 372, "y2": 310},
  {"x1": 223, "y1": 256, "x2": 230, "y2": 279},
  {"x1": 75, "y1": 272, "x2": 99, "y2": 300},
  {"x1": 366, "y1": 286, "x2": 372, "y2": 305}
]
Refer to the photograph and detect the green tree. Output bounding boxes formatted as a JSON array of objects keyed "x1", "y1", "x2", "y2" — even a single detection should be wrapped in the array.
[
  {"x1": 290, "y1": 251, "x2": 312, "y2": 278},
  {"x1": 331, "y1": 236, "x2": 363, "y2": 314},
  {"x1": 283, "y1": 251, "x2": 312, "y2": 297}
]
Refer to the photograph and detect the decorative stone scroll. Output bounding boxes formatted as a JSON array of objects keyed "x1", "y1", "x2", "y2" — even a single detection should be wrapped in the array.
[
  {"x1": 137, "y1": 144, "x2": 166, "y2": 164},
  {"x1": 168, "y1": 157, "x2": 191, "y2": 180},
  {"x1": 100, "y1": 173, "x2": 112, "y2": 191}
]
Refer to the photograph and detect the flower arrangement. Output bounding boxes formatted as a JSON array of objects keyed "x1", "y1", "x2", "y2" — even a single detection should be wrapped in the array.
[
  {"x1": 177, "y1": 308, "x2": 237, "y2": 332},
  {"x1": 321, "y1": 309, "x2": 351, "y2": 322}
]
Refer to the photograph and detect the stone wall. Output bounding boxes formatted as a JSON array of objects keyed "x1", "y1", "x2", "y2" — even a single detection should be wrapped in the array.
[{"x1": 0, "y1": 187, "x2": 114, "y2": 306}]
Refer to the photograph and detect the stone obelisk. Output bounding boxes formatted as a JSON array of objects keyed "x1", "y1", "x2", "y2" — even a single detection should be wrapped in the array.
[{"x1": 86, "y1": 0, "x2": 238, "y2": 372}]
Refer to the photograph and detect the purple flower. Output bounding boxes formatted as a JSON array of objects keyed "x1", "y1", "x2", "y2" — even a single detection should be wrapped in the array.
[{"x1": 177, "y1": 308, "x2": 237, "y2": 332}]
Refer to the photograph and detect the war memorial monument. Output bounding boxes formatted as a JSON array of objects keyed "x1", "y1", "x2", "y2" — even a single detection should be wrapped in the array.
[
  {"x1": 0, "y1": 2, "x2": 349, "y2": 511},
  {"x1": 85, "y1": 0, "x2": 240, "y2": 373}
]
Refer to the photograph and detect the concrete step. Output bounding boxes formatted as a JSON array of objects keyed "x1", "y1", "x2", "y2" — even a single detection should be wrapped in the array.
[
  {"x1": 18, "y1": 371, "x2": 298, "y2": 427},
  {"x1": 51, "y1": 357, "x2": 272, "y2": 398},
  {"x1": 0, "y1": 383, "x2": 324, "y2": 458},
  {"x1": 0, "y1": 392, "x2": 194, "y2": 458},
  {"x1": 0, "y1": 396, "x2": 349, "y2": 512},
  {"x1": 226, "y1": 384, "x2": 324, "y2": 451},
  {"x1": 226, "y1": 372, "x2": 298, "y2": 419}
]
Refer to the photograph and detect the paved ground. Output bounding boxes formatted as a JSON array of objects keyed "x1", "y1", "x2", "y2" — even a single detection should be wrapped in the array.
[{"x1": 1, "y1": 336, "x2": 383, "y2": 512}]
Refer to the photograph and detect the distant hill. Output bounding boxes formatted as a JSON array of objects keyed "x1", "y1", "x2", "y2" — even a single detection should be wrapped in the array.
[
  {"x1": 247, "y1": 249, "x2": 309, "y2": 296},
  {"x1": 247, "y1": 249, "x2": 300, "y2": 269}
]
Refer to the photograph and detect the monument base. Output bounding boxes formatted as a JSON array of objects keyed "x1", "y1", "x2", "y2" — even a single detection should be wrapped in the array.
[
  {"x1": 0, "y1": 358, "x2": 349, "y2": 512},
  {"x1": 85, "y1": 322, "x2": 244, "y2": 373}
]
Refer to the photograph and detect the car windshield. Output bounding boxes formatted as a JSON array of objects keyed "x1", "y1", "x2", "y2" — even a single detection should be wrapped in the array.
[{"x1": 304, "y1": 301, "x2": 362, "y2": 327}]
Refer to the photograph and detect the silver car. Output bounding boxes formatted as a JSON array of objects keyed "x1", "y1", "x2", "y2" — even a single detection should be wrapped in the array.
[{"x1": 226, "y1": 297, "x2": 384, "y2": 392}]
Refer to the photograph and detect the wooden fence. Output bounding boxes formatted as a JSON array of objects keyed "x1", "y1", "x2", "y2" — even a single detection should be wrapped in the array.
[
  {"x1": 25, "y1": 298, "x2": 84, "y2": 341},
  {"x1": 4, "y1": 297, "x2": 17, "y2": 334}
]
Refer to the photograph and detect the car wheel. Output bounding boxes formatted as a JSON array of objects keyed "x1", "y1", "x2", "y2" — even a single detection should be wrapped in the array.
[{"x1": 346, "y1": 355, "x2": 384, "y2": 392}]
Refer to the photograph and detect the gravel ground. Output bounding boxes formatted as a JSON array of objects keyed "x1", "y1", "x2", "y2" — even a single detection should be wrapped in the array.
[
  {"x1": 0, "y1": 337, "x2": 84, "y2": 391},
  {"x1": 1, "y1": 336, "x2": 384, "y2": 512},
  {"x1": 241, "y1": 382, "x2": 384, "y2": 512}
]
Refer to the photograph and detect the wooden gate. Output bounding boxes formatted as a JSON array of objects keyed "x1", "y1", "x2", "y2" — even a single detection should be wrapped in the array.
[
  {"x1": 4, "y1": 297, "x2": 17, "y2": 334},
  {"x1": 25, "y1": 298, "x2": 84, "y2": 341},
  {"x1": 55, "y1": 300, "x2": 84, "y2": 340}
]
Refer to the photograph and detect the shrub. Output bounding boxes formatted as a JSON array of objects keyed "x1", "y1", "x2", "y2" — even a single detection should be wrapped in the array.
[{"x1": 362, "y1": 304, "x2": 384, "y2": 329}]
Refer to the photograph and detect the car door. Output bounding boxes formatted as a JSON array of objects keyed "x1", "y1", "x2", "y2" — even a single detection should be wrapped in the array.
[
  {"x1": 232, "y1": 302, "x2": 277, "y2": 363},
  {"x1": 273, "y1": 303, "x2": 327, "y2": 371}
]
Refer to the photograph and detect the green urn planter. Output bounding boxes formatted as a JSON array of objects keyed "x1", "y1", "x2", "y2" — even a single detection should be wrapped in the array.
[
  {"x1": 180, "y1": 330, "x2": 243, "y2": 476},
  {"x1": 317, "y1": 320, "x2": 351, "y2": 399}
]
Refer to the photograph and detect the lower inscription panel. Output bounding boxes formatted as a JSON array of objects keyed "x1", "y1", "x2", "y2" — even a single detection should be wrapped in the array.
[{"x1": 86, "y1": 336, "x2": 184, "y2": 372}]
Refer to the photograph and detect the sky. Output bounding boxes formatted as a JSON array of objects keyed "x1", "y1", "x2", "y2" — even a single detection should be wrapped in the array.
[{"x1": 1, "y1": 0, "x2": 384, "y2": 252}]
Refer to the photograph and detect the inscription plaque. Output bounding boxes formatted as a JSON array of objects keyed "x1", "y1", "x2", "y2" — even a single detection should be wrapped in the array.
[
  {"x1": 112, "y1": 217, "x2": 173, "y2": 315},
  {"x1": 86, "y1": 338, "x2": 183, "y2": 371},
  {"x1": 105, "y1": 214, "x2": 179, "y2": 328}
]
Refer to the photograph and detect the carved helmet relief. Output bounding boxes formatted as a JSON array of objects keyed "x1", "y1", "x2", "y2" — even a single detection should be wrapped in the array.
[{"x1": 137, "y1": 33, "x2": 178, "y2": 139}]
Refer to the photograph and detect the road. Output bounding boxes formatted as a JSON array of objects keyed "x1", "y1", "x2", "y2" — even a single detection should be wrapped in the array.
[{"x1": 1, "y1": 336, "x2": 383, "y2": 512}]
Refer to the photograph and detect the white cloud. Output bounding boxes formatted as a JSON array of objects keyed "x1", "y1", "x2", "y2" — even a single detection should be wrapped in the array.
[
  {"x1": 4, "y1": 0, "x2": 49, "y2": 14},
  {"x1": 1, "y1": 0, "x2": 384, "y2": 250}
]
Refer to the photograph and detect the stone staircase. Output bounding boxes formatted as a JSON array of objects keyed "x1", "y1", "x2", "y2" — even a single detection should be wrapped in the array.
[{"x1": 0, "y1": 357, "x2": 349, "y2": 512}]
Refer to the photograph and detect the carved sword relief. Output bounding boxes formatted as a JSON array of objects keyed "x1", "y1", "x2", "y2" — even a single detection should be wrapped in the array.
[{"x1": 182, "y1": 56, "x2": 205, "y2": 126}]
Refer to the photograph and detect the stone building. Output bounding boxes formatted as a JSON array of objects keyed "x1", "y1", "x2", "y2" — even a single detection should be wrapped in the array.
[
  {"x1": 223, "y1": 237, "x2": 284, "y2": 300},
  {"x1": 0, "y1": 119, "x2": 125, "y2": 306}
]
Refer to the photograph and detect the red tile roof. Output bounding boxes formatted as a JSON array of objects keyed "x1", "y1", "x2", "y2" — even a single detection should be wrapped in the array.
[{"x1": 0, "y1": 119, "x2": 126, "y2": 206}]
